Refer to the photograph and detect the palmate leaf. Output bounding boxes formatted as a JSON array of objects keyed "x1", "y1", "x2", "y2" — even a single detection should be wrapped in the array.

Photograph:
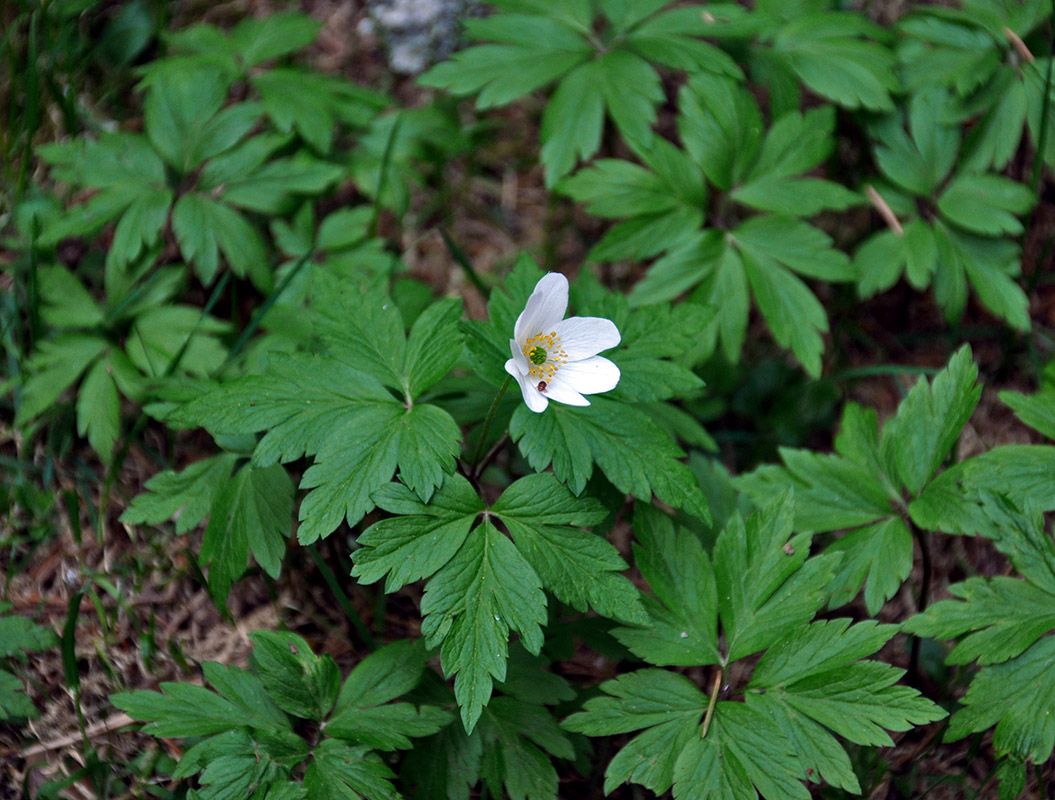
[
  {"x1": 39, "y1": 133, "x2": 169, "y2": 257},
  {"x1": 856, "y1": 87, "x2": 1033, "y2": 328},
  {"x1": 251, "y1": 69, "x2": 386, "y2": 154},
  {"x1": 772, "y1": 12, "x2": 898, "y2": 111},
  {"x1": 419, "y1": 0, "x2": 739, "y2": 185},
  {"x1": 169, "y1": 11, "x2": 321, "y2": 70},
  {"x1": 176, "y1": 291, "x2": 462, "y2": 543},
  {"x1": 13, "y1": 334, "x2": 133, "y2": 463},
  {"x1": 328, "y1": 640, "x2": 452, "y2": 751},
  {"x1": 740, "y1": 348, "x2": 980, "y2": 614},
  {"x1": 616, "y1": 493, "x2": 833, "y2": 668},
  {"x1": 352, "y1": 472, "x2": 642, "y2": 731},
  {"x1": 122, "y1": 453, "x2": 294, "y2": 602},
  {"x1": 402, "y1": 653, "x2": 574, "y2": 800},
  {"x1": 579, "y1": 76, "x2": 856, "y2": 375},
  {"x1": 115, "y1": 632, "x2": 440, "y2": 800},
  {"x1": 511, "y1": 398, "x2": 709, "y2": 520},
  {"x1": 566, "y1": 493, "x2": 942, "y2": 799},
  {"x1": 904, "y1": 496, "x2": 1055, "y2": 766}
]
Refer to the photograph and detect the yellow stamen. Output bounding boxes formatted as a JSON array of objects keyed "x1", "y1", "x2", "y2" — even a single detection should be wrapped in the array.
[{"x1": 522, "y1": 331, "x2": 567, "y2": 382}]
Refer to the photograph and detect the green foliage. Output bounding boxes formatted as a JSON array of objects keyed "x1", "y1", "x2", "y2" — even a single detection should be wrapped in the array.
[
  {"x1": 121, "y1": 453, "x2": 294, "y2": 603},
  {"x1": 113, "y1": 635, "x2": 449, "y2": 799},
  {"x1": 897, "y1": 0, "x2": 1052, "y2": 170},
  {"x1": 175, "y1": 281, "x2": 463, "y2": 545},
  {"x1": 904, "y1": 495, "x2": 1055, "y2": 775},
  {"x1": 10, "y1": 1, "x2": 1055, "y2": 796},
  {"x1": 739, "y1": 347, "x2": 981, "y2": 614},
  {"x1": 565, "y1": 494, "x2": 944, "y2": 798},
  {"x1": 694, "y1": 2, "x2": 899, "y2": 114},
  {"x1": 353, "y1": 472, "x2": 644, "y2": 732},
  {"x1": 0, "y1": 606, "x2": 58, "y2": 721},
  {"x1": 403, "y1": 650, "x2": 576, "y2": 800},
  {"x1": 419, "y1": 0, "x2": 740, "y2": 185},
  {"x1": 36, "y1": 11, "x2": 382, "y2": 289},
  {"x1": 561, "y1": 75, "x2": 856, "y2": 376},
  {"x1": 856, "y1": 88, "x2": 1035, "y2": 329},
  {"x1": 465, "y1": 257, "x2": 711, "y2": 518},
  {"x1": 13, "y1": 264, "x2": 229, "y2": 462}
]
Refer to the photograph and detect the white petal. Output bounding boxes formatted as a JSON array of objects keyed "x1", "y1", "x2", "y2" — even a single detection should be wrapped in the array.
[
  {"x1": 540, "y1": 374, "x2": 590, "y2": 407},
  {"x1": 506, "y1": 363, "x2": 549, "y2": 412},
  {"x1": 508, "y1": 339, "x2": 529, "y2": 374},
  {"x1": 551, "y1": 316, "x2": 620, "y2": 361},
  {"x1": 514, "y1": 272, "x2": 568, "y2": 342},
  {"x1": 553, "y1": 355, "x2": 620, "y2": 396}
]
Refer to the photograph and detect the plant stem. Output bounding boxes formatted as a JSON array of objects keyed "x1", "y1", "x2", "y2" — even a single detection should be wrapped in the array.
[
  {"x1": 440, "y1": 227, "x2": 489, "y2": 298},
  {"x1": 472, "y1": 375, "x2": 511, "y2": 469},
  {"x1": 908, "y1": 521, "x2": 932, "y2": 682},
  {"x1": 701, "y1": 669, "x2": 722, "y2": 739},
  {"x1": 307, "y1": 544, "x2": 375, "y2": 650}
]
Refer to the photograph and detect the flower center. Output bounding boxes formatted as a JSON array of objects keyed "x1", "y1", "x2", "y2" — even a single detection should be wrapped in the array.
[{"x1": 523, "y1": 331, "x2": 566, "y2": 382}]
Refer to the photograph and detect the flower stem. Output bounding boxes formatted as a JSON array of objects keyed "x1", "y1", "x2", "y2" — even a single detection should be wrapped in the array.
[
  {"x1": 473, "y1": 376, "x2": 512, "y2": 469},
  {"x1": 701, "y1": 669, "x2": 722, "y2": 739},
  {"x1": 908, "y1": 520, "x2": 932, "y2": 683}
]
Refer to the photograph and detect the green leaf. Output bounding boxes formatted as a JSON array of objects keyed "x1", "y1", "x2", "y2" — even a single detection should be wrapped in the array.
[
  {"x1": 303, "y1": 739, "x2": 397, "y2": 800},
  {"x1": 965, "y1": 446, "x2": 1055, "y2": 511},
  {"x1": 105, "y1": 188, "x2": 172, "y2": 269},
  {"x1": 906, "y1": 575, "x2": 1055, "y2": 666},
  {"x1": 171, "y1": 192, "x2": 270, "y2": 288},
  {"x1": 112, "y1": 666, "x2": 290, "y2": 737},
  {"x1": 178, "y1": 350, "x2": 460, "y2": 542},
  {"x1": 1001, "y1": 386, "x2": 1055, "y2": 441},
  {"x1": 143, "y1": 67, "x2": 228, "y2": 172},
  {"x1": 125, "y1": 305, "x2": 231, "y2": 378},
  {"x1": 252, "y1": 69, "x2": 339, "y2": 153},
  {"x1": 0, "y1": 614, "x2": 57, "y2": 659},
  {"x1": 15, "y1": 334, "x2": 108, "y2": 426},
  {"x1": 404, "y1": 298, "x2": 464, "y2": 397},
  {"x1": 880, "y1": 345, "x2": 980, "y2": 496},
  {"x1": 678, "y1": 74, "x2": 762, "y2": 191},
  {"x1": 826, "y1": 517, "x2": 913, "y2": 615},
  {"x1": 493, "y1": 473, "x2": 646, "y2": 625},
  {"x1": 938, "y1": 173, "x2": 1034, "y2": 236},
  {"x1": 232, "y1": 12, "x2": 321, "y2": 67},
  {"x1": 328, "y1": 641, "x2": 451, "y2": 750},
  {"x1": 421, "y1": 520, "x2": 546, "y2": 732},
  {"x1": 944, "y1": 636, "x2": 1055, "y2": 764},
  {"x1": 538, "y1": 60, "x2": 605, "y2": 185},
  {"x1": 773, "y1": 12, "x2": 897, "y2": 110},
  {"x1": 674, "y1": 702, "x2": 810, "y2": 800},
  {"x1": 200, "y1": 463, "x2": 294, "y2": 603},
  {"x1": 713, "y1": 492, "x2": 833, "y2": 661},
  {"x1": 0, "y1": 670, "x2": 38, "y2": 721},
  {"x1": 249, "y1": 631, "x2": 340, "y2": 721},
  {"x1": 352, "y1": 476, "x2": 483, "y2": 591},
  {"x1": 418, "y1": 17, "x2": 591, "y2": 107},
  {"x1": 121, "y1": 453, "x2": 235, "y2": 534},
  {"x1": 37, "y1": 266, "x2": 104, "y2": 329},
  {"x1": 477, "y1": 696, "x2": 574, "y2": 800},
  {"x1": 76, "y1": 357, "x2": 121, "y2": 462},
  {"x1": 614, "y1": 506, "x2": 720, "y2": 666},
  {"x1": 563, "y1": 669, "x2": 707, "y2": 795},
  {"x1": 748, "y1": 620, "x2": 944, "y2": 746},
  {"x1": 221, "y1": 157, "x2": 344, "y2": 214},
  {"x1": 510, "y1": 397, "x2": 709, "y2": 521}
]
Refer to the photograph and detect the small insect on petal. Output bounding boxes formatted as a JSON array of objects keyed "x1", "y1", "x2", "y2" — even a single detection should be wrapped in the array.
[{"x1": 537, "y1": 381, "x2": 547, "y2": 392}]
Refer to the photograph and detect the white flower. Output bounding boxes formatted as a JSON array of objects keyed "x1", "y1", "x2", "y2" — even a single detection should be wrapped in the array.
[{"x1": 504, "y1": 272, "x2": 621, "y2": 413}]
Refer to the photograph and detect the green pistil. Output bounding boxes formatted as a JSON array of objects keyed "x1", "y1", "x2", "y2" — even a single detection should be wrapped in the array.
[{"x1": 529, "y1": 346, "x2": 547, "y2": 365}]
